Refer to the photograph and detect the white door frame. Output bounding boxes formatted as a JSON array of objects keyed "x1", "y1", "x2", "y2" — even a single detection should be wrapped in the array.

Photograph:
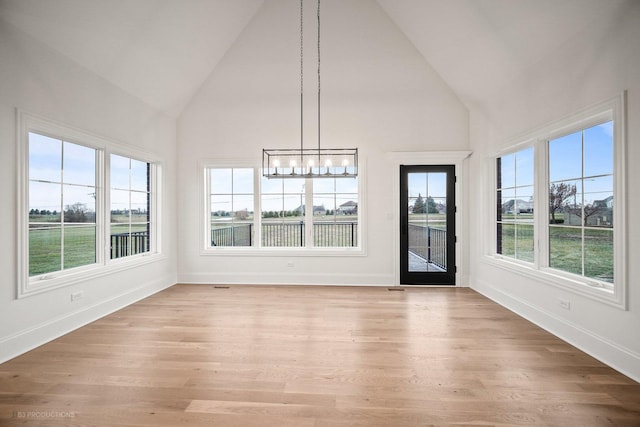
[{"x1": 388, "y1": 151, "x2": 472, "y2": 286}]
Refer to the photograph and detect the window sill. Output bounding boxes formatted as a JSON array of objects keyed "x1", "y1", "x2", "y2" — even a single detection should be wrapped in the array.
[
  {"x1": 20, "y1": 252, "x2": 167, "y2": 299},
  {"x1": 200, "y1": 247, "x2": 366, "y2": 257},
  {"x1": 481, "y1": 255, "x2": 625, "y2": 310}
]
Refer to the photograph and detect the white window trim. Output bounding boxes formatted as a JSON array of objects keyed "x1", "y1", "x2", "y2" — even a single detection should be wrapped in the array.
[
  {"x1": 16, "y1": 110, "x2": 165, "y2": 299},
  {"x1": 200, "y1": 158, "x2": 366, "y2": 256},
  {"x1": 484, "y1": 93, "x2": 627, "y2": 309}
]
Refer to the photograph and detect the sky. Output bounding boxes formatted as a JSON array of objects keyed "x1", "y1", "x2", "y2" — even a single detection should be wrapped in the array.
[
  {"x1": 29, "y1": 120, "x2": 613, "y2": 217},
  {"x1": 499, "y1": 121, "x2": 613, "y2": 206},
  {"x1": 28, "y1": 133, "x2": 148, "y2": 217},
  {"x1": 407, "y1": 172, "x2": 447, "y2": 208}
]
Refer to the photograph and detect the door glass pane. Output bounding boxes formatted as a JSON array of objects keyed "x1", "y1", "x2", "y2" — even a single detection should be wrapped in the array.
[{"x1": 408, "y1": 172, "x2": 447, "y2": 272}]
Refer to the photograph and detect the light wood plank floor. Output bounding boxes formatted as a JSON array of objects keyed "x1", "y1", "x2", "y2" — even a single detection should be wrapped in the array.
[{"x1": 1, "y1": 285, "x2": 639, "y2": 426}]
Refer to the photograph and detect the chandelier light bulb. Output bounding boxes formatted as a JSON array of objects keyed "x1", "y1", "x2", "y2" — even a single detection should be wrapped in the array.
[{"x1": 324, "y1": 158, "x2": 332, "y2": 175}]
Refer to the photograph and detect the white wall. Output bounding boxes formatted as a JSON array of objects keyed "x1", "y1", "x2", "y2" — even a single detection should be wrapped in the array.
[
  {"x1": 468, "y1": 1, "x2": 640, "y2": 381},
  {"x1": 177, "y1": 0, "x2": 469, "y2": 286},
  {"x1": 0, "y1": 20, "x2": 178, "y2": 362}
]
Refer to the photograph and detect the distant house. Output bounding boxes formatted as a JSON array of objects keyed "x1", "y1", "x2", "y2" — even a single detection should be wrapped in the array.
[
  {"x1": 561, "y1": 196, "x2": 613, "y2": 226},
  {"x1": 593, "y1": 195, "x2": 614, "y2": 209},
  {"x1": 588, "y1": 195, "x2": 613, "y2": 226},
  {"x1": 502, "y1": 199, "x2": 534, "y2": 214},
  {"x1": 295, "y1": 204, "x2": 326, "y2": 215},
  {"x1": 337, "y1": 201, "x2": 358, "y2": 215}
]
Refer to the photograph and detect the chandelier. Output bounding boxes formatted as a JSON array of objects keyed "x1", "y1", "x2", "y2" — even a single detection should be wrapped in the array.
[{"x1": 262, "y1": 0, "x2": 358, "y2": 179}]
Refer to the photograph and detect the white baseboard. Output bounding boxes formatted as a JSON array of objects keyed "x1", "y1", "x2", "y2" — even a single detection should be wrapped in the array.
[
  {"x1": 178, "y1": 271, "x2": 396, "y2": 286},
  {"x1": 0, "y1": 278, "x2": 174, "y2": 364},
  {"x1": 472, "y1": 278, "x2": 640, "y2": 382}
]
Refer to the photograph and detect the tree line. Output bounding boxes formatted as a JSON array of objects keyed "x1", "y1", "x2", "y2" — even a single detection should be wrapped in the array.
[{"x1": 412, "y1": 194, "x2": 438, "y2": 214}]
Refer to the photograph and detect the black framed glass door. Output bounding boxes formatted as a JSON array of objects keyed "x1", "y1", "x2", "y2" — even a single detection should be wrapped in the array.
[{"x1": 400, "y1": 165, "x2": 456, "y2": 285}]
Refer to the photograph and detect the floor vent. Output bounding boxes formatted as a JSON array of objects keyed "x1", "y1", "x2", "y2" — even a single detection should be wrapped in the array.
[
  {"x1": 214, "y1": 286, "x2": 230, "y2": 289},
  {"x1": 387, "y1": 288, "x2": 405, "y2": 291}
]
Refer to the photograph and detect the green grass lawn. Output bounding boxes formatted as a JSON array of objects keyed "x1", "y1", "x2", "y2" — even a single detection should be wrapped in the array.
[
  {"x1": 499, "y1": 224, "x2": 613, "y2": 283},
  {"x1": 29, "y1": 222, "x2": 149, "y2": 276},
  {"x1": 29, "y1": 226, "x2": 95, "y2": 276},
  {"x1": 29, "y1": 218, "x2": 613, "y2": 284},
  {"x1": 498, "y1": 224, "x2": 534, "y2": 263}
]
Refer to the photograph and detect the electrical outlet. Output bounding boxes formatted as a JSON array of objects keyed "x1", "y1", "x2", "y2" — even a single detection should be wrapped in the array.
[
  {"x1": 286, "y1": 261, "x2": 295, "y2": 268},
  {"x1": 559, "y1": 299, "x2": 570, "y2": 310},
  {"x1": 70, "y1": 291, "x2": 83, "y2": 302}
]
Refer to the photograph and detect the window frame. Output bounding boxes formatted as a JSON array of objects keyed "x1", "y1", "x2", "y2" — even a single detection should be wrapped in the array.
[
  {"x1": 17, "y1": 110, "x2": 164, "y2": 298},
  {"x1": 495, "y1": 145, "x2": 536, "y2": 265},
  {"x1": 26, "y1": 132, "x2": 103, "y2": 277},
  {"x1": 206, "y1": 165, "x2": 257, "y2": 248},
  {"x1": 107, "y1": 152, "x2": 156, "y2": 262},
  {"x1": 201, "y1": 159, "x2": 366, "y2": 256},
  {"x1": 486, "y1": 93, "x2": 627, "y2": 309}
]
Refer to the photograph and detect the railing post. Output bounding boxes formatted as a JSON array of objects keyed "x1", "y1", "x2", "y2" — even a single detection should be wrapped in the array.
[
  {"x1": 351, "y1": 222, "x2": 355, "y2": 247},
  {"x1": 300, "y1": 221, "x2": 304, "y2": 247},
  {"x1": 427, "y1": 226, "x2": 432, "y2": 263}
]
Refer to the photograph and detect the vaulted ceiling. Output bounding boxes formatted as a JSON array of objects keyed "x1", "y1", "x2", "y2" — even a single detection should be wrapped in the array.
[{"x1": 0, "y1": 0, "x2": 626, "y2": 117}]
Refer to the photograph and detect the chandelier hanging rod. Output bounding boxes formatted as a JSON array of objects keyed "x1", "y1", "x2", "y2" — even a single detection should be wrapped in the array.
[{"x1": 262, "y1": 0, "x2": 358, "y2": 179}]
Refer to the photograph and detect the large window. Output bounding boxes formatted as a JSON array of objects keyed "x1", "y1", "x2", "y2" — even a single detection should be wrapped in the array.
[
  {"x1": 209, "y1": 168, "x2": 255, "y2": 247},
  {"x1": 110, "y1": 155, "x2": 151, "y2": 258},
  {"x1": 313, "y1": 176, "x2": 358, "y2": 247},
  {"x1": 548, "y1": 122, "x2": 614, "y2": 283},
  {"x1": 496, "y1": 147, "x2": 534, "y2": 262},
  {"x1": 491, "y1": 94, "x2": 625, "y2": 307},
  {"x1": 260, "y1": 177, "x2": 306, "y2": 247},
  {"x1": 204, "y1": 164, "x2": 360, "y2": 251},
  {"x1": 28, "y1": 133, "x2": 97, "y2": 276},
  {"x1": 18, "y1": 112, "x2": 160, "y2": 297}
]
